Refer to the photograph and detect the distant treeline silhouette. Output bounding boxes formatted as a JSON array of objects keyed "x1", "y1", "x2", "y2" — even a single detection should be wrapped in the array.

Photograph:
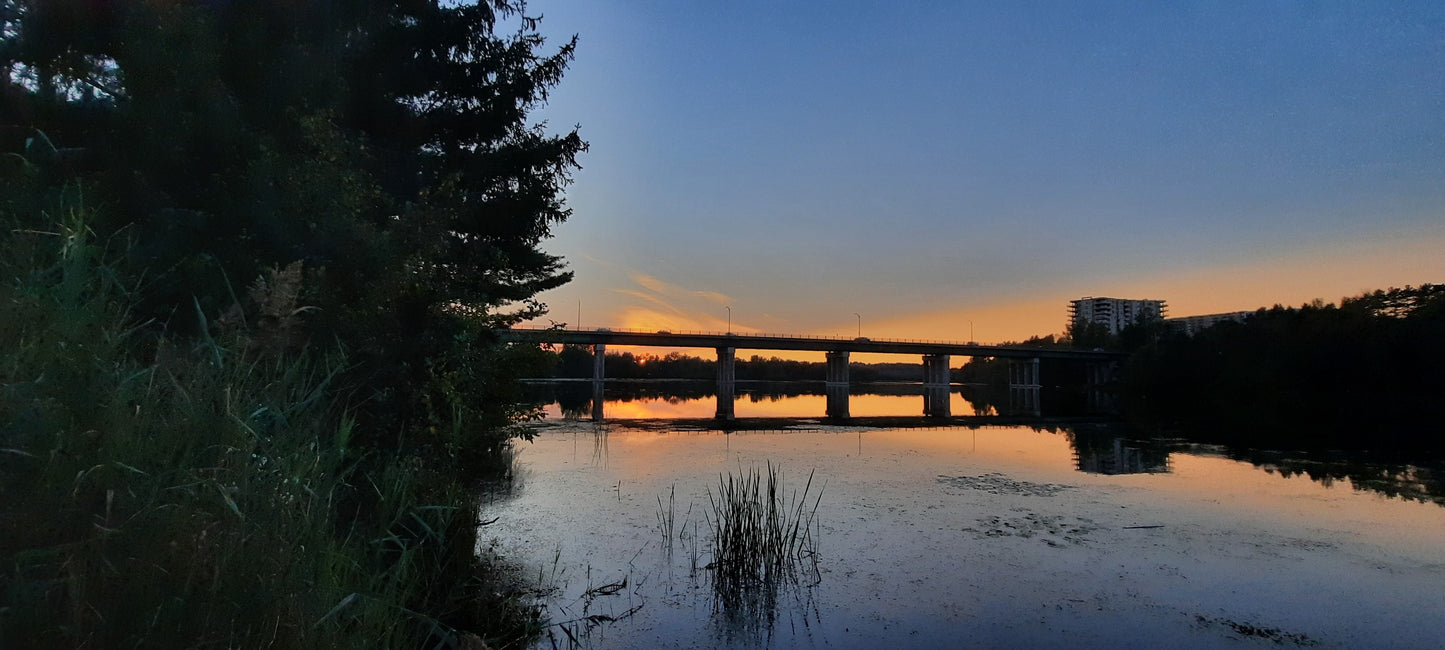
[
  {"x1": 1119, "y1": 285, "x2": 1445, "y2": 454},
  {"x1": 941, "y1": 285, "x2": 1445, "y2": 454}
]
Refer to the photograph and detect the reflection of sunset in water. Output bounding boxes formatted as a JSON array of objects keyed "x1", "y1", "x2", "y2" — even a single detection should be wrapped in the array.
[
  {"x1": 541, "y1": 389, "x2": 987, "y2": 419},
  {"x1": 735, "y1": 392, "x2": 982, "y2": 418},
  {"x1": 542, "y1": 396, "x2": 712, "y2": 420},
  {"x1": 489, "y1": 420, "x2": 1445, "y2": 648},
  {"x1": 591, "y1": 397, "x2": 701, "y2": 419}
]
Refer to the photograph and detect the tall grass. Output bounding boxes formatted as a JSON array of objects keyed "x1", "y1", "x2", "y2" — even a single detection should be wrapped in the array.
[
  {"x1": 0, "y1": 192, "x2": 541, "y2": 648},
  {"x1": 706, "y1": 463, "x2": 822, "y2": 600}
]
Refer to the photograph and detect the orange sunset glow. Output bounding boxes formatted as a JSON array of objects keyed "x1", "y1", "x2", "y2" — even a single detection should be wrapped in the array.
[{"x1": 531, "y1": 225, "x2": 1445, "y2": 347}]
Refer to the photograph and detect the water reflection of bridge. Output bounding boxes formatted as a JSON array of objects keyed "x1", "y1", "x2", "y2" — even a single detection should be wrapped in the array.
[
  {"x1": 544, "y1": 411, "x2": 1170, "y2": 477},
  {"x1": 531, "y1": 379, "x2": 1063, "y2": 422},
  {"x1": 536, "y1": 407, "x2": 1445, "y2": 499},
  {"x1": 502, "y1": 328, "x2": 1123, "y2": 420},
  {"x1": 1067, "y1": 425, "x2": 1172, "y2": 474}
]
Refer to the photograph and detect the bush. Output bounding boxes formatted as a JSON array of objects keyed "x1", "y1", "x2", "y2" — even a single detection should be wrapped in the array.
[{"x1": 0, "y1": 193, "x2": 540, "y2": 648}]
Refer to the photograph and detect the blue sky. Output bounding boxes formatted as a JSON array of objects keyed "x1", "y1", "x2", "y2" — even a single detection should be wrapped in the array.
[{"x1": 525, "y1": 1, "x2": 1444, "y2": 343}]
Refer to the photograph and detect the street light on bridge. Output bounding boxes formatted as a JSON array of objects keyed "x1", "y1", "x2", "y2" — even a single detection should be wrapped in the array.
[
  {"x1": 855, "y1": 312, "x2": 861, "y2": 339},
  {"x1": 726, "y1": 305, "x2": 731, "y2": 334}
]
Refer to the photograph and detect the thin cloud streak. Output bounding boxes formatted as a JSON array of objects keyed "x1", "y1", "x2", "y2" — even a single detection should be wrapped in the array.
[
  {"x1": 629, "y1": 272, "x2": 734, "y2": 306},
  {"x1": 610, "y1": 288, "x2": 692, "y2": 319},
  {"x1": 561, "y1": 268, "x2": 748, "y2": 334}
]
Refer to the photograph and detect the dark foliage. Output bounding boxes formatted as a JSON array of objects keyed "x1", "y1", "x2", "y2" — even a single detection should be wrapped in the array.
[
  {"x1": 3, "y1": 0, "x2": 586, "y2": 447},
  {"x1": 3, "y1": 1, "x2": 584, "y2": 645},
  {"x1": 1124, "y1": 286, "x2": 1445, "y2": 454}
]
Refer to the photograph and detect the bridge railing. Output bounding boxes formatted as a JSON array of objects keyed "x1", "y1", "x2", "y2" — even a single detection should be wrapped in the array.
[{"x1": 504, "y1": 326, "x2": 997, "y2": 347}]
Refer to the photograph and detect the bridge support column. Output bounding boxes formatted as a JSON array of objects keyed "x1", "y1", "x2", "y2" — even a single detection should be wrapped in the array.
[
  {"x1": 1085, "y1": 360, "x2": 1119, "y2": 414},
  {"x1": 923, "y1": 354, "x2": 951, "y2": 387},
  {"x1": 1007, "y1": 357, "x2": 1040, "y2": 389},
  {"x1": 826, "y1": 351, "x2": 850, "y2": 386},
  {"x1": 1086, "y1": 361, "x2": 1106, "y2": 388},
  {"x1": 716, "y1": 346, "x2": 736, "y2": 420},
  {"x1": 591, "y1": 379, "x2": 605, "y2": 422},
  {"x1": 924, "y1": 385, "x2": 951, "y2": 418},
  {"x1": 825, "y1": 383, "x2": 850, "y2": 420},
  {"x1": 1007, "y1": 357, "x2": 1041, "y2": 417},
  {"x1": 591, "y1": 343, "x2": 606, "y2": 421},
  {"x1": 593, "y1": 343, "x2": 606, "y2": 382},
  {"x1": 923, "y1": 354, "x2": 951, "y2": 418}
]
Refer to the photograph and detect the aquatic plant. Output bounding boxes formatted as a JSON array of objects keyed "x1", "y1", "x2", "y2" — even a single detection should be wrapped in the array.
[
  {"x1": 657, "y1": 483, "x2": 677, "y2": 545},
  {"x1": 706, "y1": 463, "x2": 823, "y2": 596}
]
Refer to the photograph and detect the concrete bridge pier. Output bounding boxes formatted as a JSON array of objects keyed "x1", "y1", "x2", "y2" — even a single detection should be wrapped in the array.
[
  {"x1": 923, "y1": 386, "x2": 951, "y2": 418},
  {"x1": 1087, "y1": 361, "x2": 1103, "y2": 388},
  {"x1": 825, "y1": 351, "x2": 851, "y2": 419},
  {"x1": 1085, "y1": 360, "x2": 1119, "y2": 414},
  {"x1": 826, "y1": 351, "x2": 850, "y2": 386},
  {"x1": 591, "y1": 377, "x2": 605, "y2": 422},
  {"x1": 593, "y1": 343, "x2": 606, "y2": 382},
  {"x1": 923, "y1": 354, "x2": 951, "y2": 386},
  {"x1": 923, "y1": 354, "x2": 951, "y2": 417},
  {"x1": 825, "y1": 383, "x2": 850, "y2": 420},
  {"x1": 1007, "y1": 357, "x2": 1041, "y2": 390},
  {"x1": 591, "y1": 343, "x2": 606, "y2": 421},
  {"x1": 1008, "y1": 386, "x2": 1041, "y2": 417},
  {"x1": 716, "y1": 346, "x2": 736, "y2": 420},
  {"x1": 1007, "y1": 357, "x2": 1042, "y2": 417}
]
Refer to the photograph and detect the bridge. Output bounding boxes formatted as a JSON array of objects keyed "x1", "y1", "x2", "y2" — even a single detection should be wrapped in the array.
[{"x1": 499, "y1": 327, "x2": 1124, "y2": 420}]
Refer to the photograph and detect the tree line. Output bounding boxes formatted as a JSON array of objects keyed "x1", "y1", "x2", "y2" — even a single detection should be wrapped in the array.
[
  {"x1": 3, "y1": 1, "x2": 579, "y2": 646},
  {"x1": 1121, "y1": 285, "x2": 1445, "y2": 454},
  {"x1": 951, "y1": 286, "x2": 1445, "y2": 453},
  {"x1": 944, "y1": 286, "x2": 1444, "y2": 454}
]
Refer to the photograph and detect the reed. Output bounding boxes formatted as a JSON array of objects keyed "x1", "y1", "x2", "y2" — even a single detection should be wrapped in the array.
[
  {"x1": 657, "y1": 483, "x2": 677, "y2": 545},
  {"x1": 0, "y1": 192, "x2": 542, "y2": 648},
  {"x1": 706, "y1": 463, "x2": 823, "y2": 597}
]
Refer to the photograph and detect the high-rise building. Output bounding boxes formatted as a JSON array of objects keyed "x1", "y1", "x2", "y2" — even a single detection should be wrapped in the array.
[{"x1": 1068, "y1": 297, "x2": 1167, "y2": 335}]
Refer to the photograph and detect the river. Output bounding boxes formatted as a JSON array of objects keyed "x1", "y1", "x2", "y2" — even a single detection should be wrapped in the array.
[{"x1": 480, "y1": 384, "x2": 1445, "y2": 648}]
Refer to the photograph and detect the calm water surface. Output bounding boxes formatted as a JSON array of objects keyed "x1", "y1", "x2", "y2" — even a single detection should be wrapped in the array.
[{"x1": 483, "y1": 390, "x2": 1445, "y2": 649}]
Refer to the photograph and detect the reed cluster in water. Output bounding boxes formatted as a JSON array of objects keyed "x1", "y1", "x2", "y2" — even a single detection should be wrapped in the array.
[{"x1": 706, "y1": 463, "x2": 822, "y2": 596}]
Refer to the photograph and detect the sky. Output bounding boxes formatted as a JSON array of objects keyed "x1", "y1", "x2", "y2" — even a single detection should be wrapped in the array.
[{"x1": 522, "y1": 1, "x2": 1445, "y2": 346}]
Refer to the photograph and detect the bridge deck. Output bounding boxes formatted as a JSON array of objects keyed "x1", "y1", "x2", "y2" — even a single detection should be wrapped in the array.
[{"x1": 499, "y1": 327, "x2": 1122, "y2": 360}]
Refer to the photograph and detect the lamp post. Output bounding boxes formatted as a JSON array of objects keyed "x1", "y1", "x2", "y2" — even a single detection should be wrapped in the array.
[
  {"x1": 726, "y1": 305, "x2": 731, "y2": 334},
  {"x1": 854, "y1": 313, "x2": 861, "y2": 338},
  {"x1": 968, "y1": 319, "x2": 974, "y2": 343}
]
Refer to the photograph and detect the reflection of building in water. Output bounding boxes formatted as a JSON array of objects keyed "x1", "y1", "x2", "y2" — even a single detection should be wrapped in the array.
[
  {"x1": 1068, "y1": 297, "x2": 1167, "y2": 335},
  {"x1": 1164, "y1": 310, "x2": 1253, "y2": 336},
  {"x1": 1069, "y1": 429, "x2": 1171, "y2": 475}
]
